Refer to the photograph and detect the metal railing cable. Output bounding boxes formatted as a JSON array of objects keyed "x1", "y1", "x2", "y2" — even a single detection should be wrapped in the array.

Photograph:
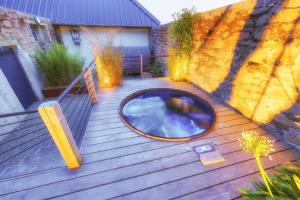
[
  {"x1": 0, "y1": 110, "x2": 49, "y2": 171},
  {"x1": 56, "y1": 64, "x2": 97, "y2": 146},
  {"x1": 0, "y1": 110, "x2": 38, "y2": 118},
  {"x1": 57, "y1": 67, "x2": 89, "y2": 103},
  {"x1": 0, "y1": 53, "x2": 170, "y2": 171},
  {"x1": 0, "y1": 63, "x2": 98, "y2": 171}
]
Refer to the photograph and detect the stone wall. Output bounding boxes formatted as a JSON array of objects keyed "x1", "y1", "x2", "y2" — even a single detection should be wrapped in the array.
[
  {"x1": 152, "y1": 24, "x2": 169, "y2": 66},
  {"x1": 0, "y1": 7, "x2": 57, "y2": 115},
  {"x1": 153, "y1": 0, "x2": 300, "y2": 149},
  {"x1": 0, "y1": 7, "x2": 56, "y2": 56}
]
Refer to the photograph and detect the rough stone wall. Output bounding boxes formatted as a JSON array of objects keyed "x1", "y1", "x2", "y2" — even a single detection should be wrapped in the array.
[
  {"x1": 153, "y1": 0, "x2": 300, "y2": 149},
  {"x1": 0, "y1": 7, "x2": 57, "y2": 113},
  {"x1": 0, "y1": 7, "x2": 56, "y2": 56},
  {"x1": 152, "y1": 24, "x2": 169, "y2": 66}
]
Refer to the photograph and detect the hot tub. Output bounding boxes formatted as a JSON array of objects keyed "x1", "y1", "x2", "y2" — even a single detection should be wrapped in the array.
[{"x1": 120, "y1": 88, "x2": 215, "y2": 142}]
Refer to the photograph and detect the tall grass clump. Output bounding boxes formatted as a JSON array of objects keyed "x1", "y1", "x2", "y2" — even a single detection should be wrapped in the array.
[
  {"x1": 35, "y1": 42, "x2": 84, "y2": 87},
  {"x1": 94, "y1": 43, "x2": 123, "y2": 88}
]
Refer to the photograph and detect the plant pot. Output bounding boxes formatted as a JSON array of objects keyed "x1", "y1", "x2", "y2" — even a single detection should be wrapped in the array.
[{"x1": 42, "y1": 86, "x2": 87, "y2": 99}]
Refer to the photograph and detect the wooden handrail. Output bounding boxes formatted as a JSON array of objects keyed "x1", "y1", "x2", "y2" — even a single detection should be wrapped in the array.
[{"x1": 38, "y1": 101, "x2": 82, "y2": 169}]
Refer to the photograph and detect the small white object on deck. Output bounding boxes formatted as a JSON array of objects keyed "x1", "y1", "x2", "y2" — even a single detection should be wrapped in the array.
[
  {"x1": 194, "y1": 144, "x2": 213, "y2": 154},
  {"x1": 199, "y1": 151, "x2": 225, "y2": 166},
  {"x1": 184, "y1": 146, "x2": 192, "y2": 152}
]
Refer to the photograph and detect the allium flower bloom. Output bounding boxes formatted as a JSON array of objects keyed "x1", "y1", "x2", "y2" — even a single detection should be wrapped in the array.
[
  {"x1": 239, "y1": 130, "x2": 274, "y2": 157},
  {"x1": 239, "y1": 130, "x2": 275, "y2": 197}
]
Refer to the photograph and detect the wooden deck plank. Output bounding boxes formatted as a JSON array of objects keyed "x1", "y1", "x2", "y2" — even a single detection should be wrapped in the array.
[
  {"x1": 0, "y1": 126, "x2": 266, "y2": 182},
  {"x1": 166, "y1": 168, "x2": 278, "y2": 200},
  {"x1": 82, "y1": 118, "x2": 252, "y2": 147},
  {"x1": 0, "y1": 127, "x2": 275, "y2": 196},
  {"x1": 0, "y1": 78, "x2": 298, "y2": 200},
  {"x1": 0, "y1": 141, "x2": 291, "y2": 199},
  {"x1": 81, "y1": 123, "x2": 260, "y2": 155},
  {"x1": 90, "y1": 150, "x2": 295, "y2": 200},
  {"x1": 29, "y1": 149, "x2": 295, "y2": 200}
]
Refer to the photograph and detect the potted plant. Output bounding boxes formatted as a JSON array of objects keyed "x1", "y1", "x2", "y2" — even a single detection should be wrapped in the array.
[
  {"x1": 149, "y1": 60, "x2": 164, "y2": 78},
  {"x1": 34, "y1": 42, "x2": 84, "y2": 98}
]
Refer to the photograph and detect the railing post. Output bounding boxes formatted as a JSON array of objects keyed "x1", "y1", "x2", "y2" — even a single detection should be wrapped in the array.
[
  {"x1": 140, "y1": 54, "x2": 143, "y2": 78},
  {"x1": 83, "y1": 68, "x2": 98, "y2": 103},
  {"x1": 38, "y1": 101, "x2": 81, "y2": 169}
]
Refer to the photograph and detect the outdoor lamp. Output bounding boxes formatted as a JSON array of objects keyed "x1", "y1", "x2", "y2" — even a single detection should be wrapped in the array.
[{"x1": 70, "y1": 27, "x2": 81, "y2": 46}]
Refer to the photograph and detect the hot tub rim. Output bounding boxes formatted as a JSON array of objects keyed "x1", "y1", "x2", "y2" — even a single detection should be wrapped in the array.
[{"x1": 119, "y1": 88, "x2": 216, "y2": 142}]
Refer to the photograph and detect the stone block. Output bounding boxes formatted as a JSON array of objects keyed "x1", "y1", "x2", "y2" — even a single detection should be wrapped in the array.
[
  {"x1": 285, "y1": 0, "x2": 300, "y2": 8},
  {"x1": 252, "y1": 7, "x2": 268, "y2": 16},
  {"x1": 253, "y1": 26, "x2": 266, "y2": 40},
  {"x1": 256, "y1": 15, "x2": 269, "y2": 26},
  {"x1": 2, "y1": 20, "x2": 12, "y2": 28}
]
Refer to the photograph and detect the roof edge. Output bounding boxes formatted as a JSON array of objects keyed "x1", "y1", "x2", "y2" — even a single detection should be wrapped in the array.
[
  {"x1": 53, "y1": 23, "x2": 153, "y2": 28},
  {"x1": 130, "y1": 0, "x2": 160, "y2": 25}
]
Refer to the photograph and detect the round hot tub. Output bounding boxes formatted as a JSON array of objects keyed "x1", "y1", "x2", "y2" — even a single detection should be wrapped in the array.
[{"x1": 120, "y1": 88, "x2": 215, "y2": 142}]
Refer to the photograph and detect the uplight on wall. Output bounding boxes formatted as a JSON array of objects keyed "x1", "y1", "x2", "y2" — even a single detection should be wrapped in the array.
[{"x1": 70, "y1": 27, "x2": 81, "y2": 46}]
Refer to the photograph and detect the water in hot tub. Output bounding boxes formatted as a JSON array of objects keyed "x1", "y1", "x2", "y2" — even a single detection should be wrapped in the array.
[{"x1": 122, "y1": 93, "x2": 213, "y2": 138}]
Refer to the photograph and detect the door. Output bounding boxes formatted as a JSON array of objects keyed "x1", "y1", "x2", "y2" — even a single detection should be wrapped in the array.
[{"x1": 0, "y1": 47, "x2": 37, "y2": 109}]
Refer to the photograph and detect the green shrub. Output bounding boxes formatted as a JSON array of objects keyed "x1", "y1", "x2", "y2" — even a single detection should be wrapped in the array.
[
  {"x1": 241, "y1": 164, "x2": 300, "y2": 200},
  {"x1": 149, "y1": 61, "x2": 164, "y2": 77},
  {"x1": 34, "y1": 42, "x2": 84, "y2": 87},
  {"x1": 169, "y1": 8, "x2": 196, "y2": 57},
  {"x1": 168, "y1": 8, "x2": 195, "y2": 81}
]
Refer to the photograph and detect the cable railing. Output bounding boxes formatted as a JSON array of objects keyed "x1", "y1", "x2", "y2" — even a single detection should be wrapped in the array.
[
  {"x1": 0, "y1": 53, "x2": 168, "y2": 172},
  {"x1": 0, "y1": 109, "x2": 50, "y2": 173},
  {"x1": 57, "y1": 65, "x2": 98, "y2": 147},
  {"x1": 0, "y1": 63, "x2": 99, "y2": 171}
]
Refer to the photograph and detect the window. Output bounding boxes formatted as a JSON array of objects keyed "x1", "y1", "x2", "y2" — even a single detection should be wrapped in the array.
[{"x1": 30, "y1": 24, "x2": 49, "y2": 42}]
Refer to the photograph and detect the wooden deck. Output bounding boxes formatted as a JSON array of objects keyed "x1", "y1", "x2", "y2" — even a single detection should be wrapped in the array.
[{"x1": 0, "y1": 78, "x2": 298, "y2": 200}]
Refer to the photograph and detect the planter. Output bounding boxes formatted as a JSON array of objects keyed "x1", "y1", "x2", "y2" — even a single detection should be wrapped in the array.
[{"x1": 42, "y1": 86, "x2": 87, "y2": 99}]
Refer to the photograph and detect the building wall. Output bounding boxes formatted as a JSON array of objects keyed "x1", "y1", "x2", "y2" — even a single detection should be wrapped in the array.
[
  {"x1": 0, "y1": 7, "x2": 56, "y2": 114},
  {"x1": 58, "y1": 26, "x2": 150, "y2": 66},
  {"x1": 152, "y1": 24, "x2": 169, "y2": 66},
  {"x1": 153, "y1": 0, "x2": 300, "y2": 149},
  {"x1": 0, "y1": 7, "x2": 56, "y2": 56},
  {"x1": 0, "y1": 68, "x2": 25, "y2": 134}
]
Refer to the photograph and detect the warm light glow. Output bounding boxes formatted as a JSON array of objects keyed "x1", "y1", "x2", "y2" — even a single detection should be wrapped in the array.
[
  {"x1": 188, "y1": 1, "x2": 257, "y2": 92},
  {"x1": 82, "y1": 27, "x2": 123, "y2": 89},
  {"x1": 168, "y1": 48, "x2": 189, "y2": 81},
  {"x1": 95, "y1": 57, "x2": 112, "y2": 88},
  {"x1": 95, "y1": 56, "x2": 121, "y2": 88},
  {"x1": 178, "y1": 0, "x2": 300, "y2": 124},
  {"x1": 229, "y1": 1, "x2": 300, "y2": 123}
]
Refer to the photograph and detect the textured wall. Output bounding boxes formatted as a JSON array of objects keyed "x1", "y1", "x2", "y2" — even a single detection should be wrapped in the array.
[
  {"x1": 152, "y1": 24, "x2": 169, "y2": 65},
  {"x1": 153, "y1": 0, "x2": 300, "y2": 149},
  {"x1": 59, "y1": 26, "x2": 150, "y2": 66},
  {"x1": 0, "y1": 7, "x2": 57, "y2": 111},
  {"x1": 0, "y1": 7, "x2": 55, "y2": 56}
]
